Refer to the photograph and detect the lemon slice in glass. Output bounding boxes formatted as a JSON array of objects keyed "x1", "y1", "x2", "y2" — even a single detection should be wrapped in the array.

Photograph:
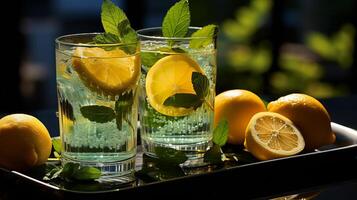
[
  {"x1": 145, "y1": 54, "x2": 204, "y2": 117},
  {"x1": 72, "y1": 47, "x2": 140, "y2": 95},
  {"x1": 245, "y1": 112, "x2": 305, "y2": 160}
]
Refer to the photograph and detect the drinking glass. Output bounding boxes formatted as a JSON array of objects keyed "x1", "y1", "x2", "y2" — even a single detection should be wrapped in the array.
[
  {"x1": 55, "y1": 33, "x2": 140, "y2": 180},
  {"x1": 137, "y1": 27, "x2": 217, "y2": 164}
]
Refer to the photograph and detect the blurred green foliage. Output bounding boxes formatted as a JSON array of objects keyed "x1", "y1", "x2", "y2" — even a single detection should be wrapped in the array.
[
  {"x1": 306, "y1": 24, "x2": 355, "y2": 69},
  {"x1": 219, "y1": 0, "x2": 355, "y2": 98},
  {"x1": 218, "y1": 0, "x2": 272, "y2": 93}
]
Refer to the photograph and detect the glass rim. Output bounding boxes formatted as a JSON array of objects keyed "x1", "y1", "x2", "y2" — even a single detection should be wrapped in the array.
[
  {"x1": 55, "y1": 32, "x2": 138, "y2": 47},
  {"x1": 136, "y1": 26, "x2": 216, "y2": 40}
]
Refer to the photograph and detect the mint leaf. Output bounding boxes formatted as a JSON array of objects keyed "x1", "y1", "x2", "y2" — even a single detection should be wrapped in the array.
[
  {"x1": 72, "y1": 167, "x2": 101, "y2": 181},
  {"x1": 80, "y1": 105, "x2": 115, "y2": 123},
  {"x1": 141, "y1": 46, "x2": 187, "y2": 69},
  {"x1": 141, "y1": 51, "x2": 166, "y2": 69},
  {"x1": 189, "y1": 24, "x2": 218, "y2": 49},
  {"x1": 101, "y1": 0, "x2": 128, "y2": 36},
  {"x1": 163, "y1": 93, "x2": 201, "y2": 108},
  {"x1": 204, "y1": 144, "x2": 224, "y2": 164},
  {"x1": 162, "y1": 0, "x2": 190, "y2": 46},
  {"x1": 163, "y1": 72, "x2": 209, "y2": 109},
  {"x1": 192, "y1": 72, "x2": 209, "y2": 98},
  {"x1": 117, "y1": 20, "x2": 138, "y2": 54},
  {"x1": 52, "y1": 138, "x2": 62, "y2": 154},
  {"x1": 61, "y1": 163, "x2": 79, "y2": 178},
  {"x1": 115, "y1": 91, "x2": 134, "y2": 130},
  {"x1": 93, "y1": 32, "x2": 120, "y2": 44},
  {"x1": 213, "y1": 119, "x2": 229, "y2": 146},
  {"x1": 154, "y1": 146, "x2": 188, "y2": 165},
  {"x1": 59, "y1": 163, "x2": 101, "y2": 181}
]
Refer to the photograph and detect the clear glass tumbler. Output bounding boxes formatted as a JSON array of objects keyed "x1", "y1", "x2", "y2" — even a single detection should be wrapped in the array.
[
  {"x1": 55, "y1": 33, "x2": 140, "y2": 180},
  {"x1": 137, "y1": 27, "x2": 217, "y2": 163}
]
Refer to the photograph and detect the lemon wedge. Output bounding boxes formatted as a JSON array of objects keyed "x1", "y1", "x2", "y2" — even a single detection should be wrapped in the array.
[
  {"x1": 72, "y1": 47, "x2": 140, "y2": 95},
  {"x1": 145, "y1": 54, "x2": 203, "y2": 117}
]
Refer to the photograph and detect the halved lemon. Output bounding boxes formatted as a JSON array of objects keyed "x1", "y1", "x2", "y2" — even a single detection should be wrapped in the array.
[
  {"x1": 145, "y1": 54, "x2": 204, "y2": 117},
  {"x1": 245, "y1": 112, "x2": 305, "y2": 160},
  {"x1": 72, "y1": 47, "x2": 140, "y2": 95}
]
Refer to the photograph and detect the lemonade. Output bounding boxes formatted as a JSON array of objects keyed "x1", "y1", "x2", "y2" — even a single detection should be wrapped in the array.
[
  {"x1": 138, "y1": 27, "x2": 217, "y2": 160},
  {"x1": 56, "y1": 33, "x2": 140, "y2": 177}
]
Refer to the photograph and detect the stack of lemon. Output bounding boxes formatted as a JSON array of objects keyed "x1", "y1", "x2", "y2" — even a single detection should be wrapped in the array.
[{"x1": 214, "y1": 90, "x2": 336, "y2": 161}]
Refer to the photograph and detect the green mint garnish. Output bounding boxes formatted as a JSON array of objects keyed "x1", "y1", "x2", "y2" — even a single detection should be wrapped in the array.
[
  {"x1": 44, "y1": 163, "x2": 101, "y2": 181},
  {"x1": 116, "y1": 19, "x2": 138, "y2": 54},
  {"x1": 212, "y1": 119, "x2": 229, "y2": 146},
  {"x1": 192, "y1": 71, "x2": 209, "y2": 98},
  {"x1": 163, "y1": 93, "x2": 201, "y2": 108},
  {"x1": 71, "y1": 166, "x2": 102, "y2": 181},
  {"x1": 80, "y1": 105, "x2": 116, "y2": 123},
  {"x1": 93, "y1": 32, "x2": 120, "y2": 44},
  {"x1": 141, "y1": 47, "x2": 187, "y2": 70},
  {"x1": 101, "y1": 0, "x2": 128, "y2": 36},
  {"x1": 154, "y1": 146, "x2": 188, "y2": 166},
  {"x1": 162, "y1": 0, "x2": 190, "y2": 46},
  {"x1": 163, "y1": 72, "x2": 210, "y2": 109},
  {"x1": 94, "y1": 0, "x2": 138, "y2": 54},
  {"x1": 189, "y1": 24, "x2": 218, "y2": 49},
  {"x1": 141, "y1": 51, "x2": 167, "y2": 69},
  {"x1": 80, "y1": 91, "x2": 135, "y2": 132},
  {"x1": 203, "y1": 120, "x2": 229, "y2": 164}
]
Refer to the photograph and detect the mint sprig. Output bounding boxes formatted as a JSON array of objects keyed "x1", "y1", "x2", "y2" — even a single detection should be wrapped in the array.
[
  {"x1": 154, "y1": 146, "x2": 188, "y2": 166},
  {"x1": 80, "y1": 91, "x2": 135, "y2": 132},
  {"x1": 203, "y1": 120, "x2": 229, "y2": 164},
  {"x1": 94, "y1": 0, "x2": 138, "y2": 54},
  {"x1": 162, "y1": 0, "x2": 190, "y2": 46},
  {"x1": 101, "y1": 0, "x2": 128, "y2": 36},
  {"x1": 190, "y1": 25, "x2": 218, "y2": 49},
  {"x1": 163, "y1": 72, "x2": 210, "y2": 110},
  {"x1": 44, "y1": 163, "x2": 101, "y2": 181},
  {"x1": 212, "y1": 119, "x2": 229, "y2": 146},
  {"x1": 80, "y1": 105, "x2": 116, "y2": 123},
  {"x1": 93, "y1": 32, "x2": 120, "y2": 44},
  {"x1": 163, "y1": 93, "x2": 201, "y2": 108}
]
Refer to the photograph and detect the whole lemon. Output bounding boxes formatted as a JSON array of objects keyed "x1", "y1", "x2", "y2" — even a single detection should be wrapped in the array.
[
  {"x1": 0, "y1": 114, "x2": 52, "y2": 171},
  {"x1": 214, "y1": 89, "x2": 266, "y2": 145},
  {"x1": 267, "y1": 93, "x2": 335, "y2": 151}
]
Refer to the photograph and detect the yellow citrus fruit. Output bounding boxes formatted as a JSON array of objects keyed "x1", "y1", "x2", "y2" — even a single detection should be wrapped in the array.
[
  {"x1": 245, "y1": 112, "x2": 305, "y2": 160},
  {"x1": 267, "y1": 93, "x2": 335, "y2": 151},
  {"x1": 145, "y1": 54, "x2": 204, "y2": 117},
  {"x1": 72, "y1": 47, "x2": 140, "y2": 95},
  {"x1": 0, "y1": 114, "x2": 52, "y2": 171},
  {"x1": 214, "y1": 89, "x2": 266, "y2": 145}
]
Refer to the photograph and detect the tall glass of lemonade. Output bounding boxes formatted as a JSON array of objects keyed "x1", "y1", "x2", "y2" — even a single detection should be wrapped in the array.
[
  {"x1": 56, "y1": 33, "x2": 140, "y2": 180},
  {"x1": 138, "y1": 27, "x2": 217, "y2": 163}
]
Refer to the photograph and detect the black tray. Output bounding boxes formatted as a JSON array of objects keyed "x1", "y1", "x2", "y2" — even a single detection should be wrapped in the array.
[{"x1": 1, "y1": 122, "x2": 357, "y2": 199}]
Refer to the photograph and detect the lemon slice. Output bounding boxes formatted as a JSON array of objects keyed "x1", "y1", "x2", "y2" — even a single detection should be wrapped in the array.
[
  {"x1": 145, "y1": 54, "x2": 203, "y2": 117},
  {"x1": 245, "y1": 112, "x2": 305, "y2": 160},
  {"x1": 72, "y1": 47, "x2": 140, "y2": 95}
]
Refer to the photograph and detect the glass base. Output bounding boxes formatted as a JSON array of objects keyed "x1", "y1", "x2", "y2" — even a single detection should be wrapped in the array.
[
  {"x1": 142, "y1": 139, "x2": 212, "y2": 167},
  {"x1": 61, "y1": 155, "x2": 136, "y2": 183}
]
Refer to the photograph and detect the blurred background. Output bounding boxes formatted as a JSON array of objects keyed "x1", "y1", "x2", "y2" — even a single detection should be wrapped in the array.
[{"x1": 2, "y1": 0, "x2": 357, "y2": 114}]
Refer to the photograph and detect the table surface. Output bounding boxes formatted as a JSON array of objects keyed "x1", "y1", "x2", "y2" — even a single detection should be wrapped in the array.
[{"x1": 1, "y1": 95, "x2": 357, "y2": 199}]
